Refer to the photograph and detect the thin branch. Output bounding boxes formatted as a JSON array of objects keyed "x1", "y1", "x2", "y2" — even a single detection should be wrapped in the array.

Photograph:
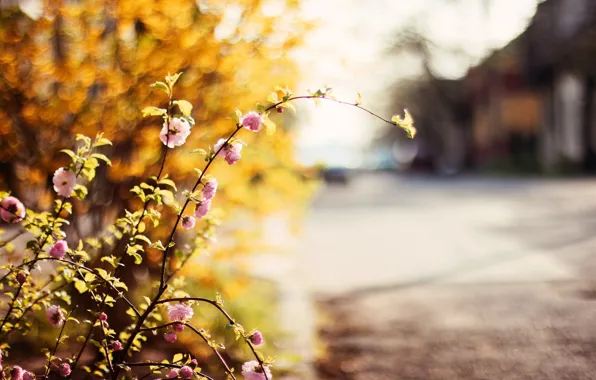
[
  {"x1": 123, "y1": 362, "x2": 214, "y2": 380},
  {"x1": 185, "y1": 324, "x2": 237, "y2": 380},
  {"x1": 45, "y1": 305, "x2": 78, "y2": 377}
]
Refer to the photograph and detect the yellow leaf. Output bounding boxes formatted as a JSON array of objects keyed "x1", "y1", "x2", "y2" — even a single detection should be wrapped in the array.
[
  {"x1": 174, "y1": 100, "x2": 193, "y2": 117},
  {"x1": 391, "y1": 109, "x2": 416, "y2": 138},
  {"x1": 263, "y1": 116, "x2": 276, "y2": 136}
]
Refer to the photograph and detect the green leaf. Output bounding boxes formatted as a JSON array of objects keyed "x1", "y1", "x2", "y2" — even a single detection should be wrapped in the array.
[
  {"x1": 173, "y1": 100, "x2": 193, "y2": 117},
  {"x1": 150, "y1": 81, "x2": 170, "y2": 95},
  {"x1": 391, "y1": 109, "x2": 416, "y2": 139},
  {"x1": 173, "y1": 353, "x2": 184, "y2": 363},
  {"x1": 165, "y1": 72, "x2": 183, "y2": 89},
  {"x1": 90, "y1": 153, "x2": 112, "y2": 166},
  {"x1": 73, "y1": 185, "x2": 88, "y2": 200},
  {"x1": 94, "y1": 137, "x2": 113, "y2": 147},
  {"x1": 60, "y1": 149, "x2": 77, "y2": 161},
  {"x1": 74, "y1": 279, "x2": 88, "y2": 294},
  {"x1": 158, "y1": 178, "x2": 177, "y2": 191},
  {"x1": 142, "y1": 107, "x2": 167, "y2": 118},
  {"x1": 191, "y1": 148, "x2": 208, "y2": 157}
]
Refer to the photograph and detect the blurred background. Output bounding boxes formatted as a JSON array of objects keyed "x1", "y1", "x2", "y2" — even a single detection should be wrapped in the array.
[{"x1": 3, "y1": 0, "x2": 596, "y2": 378}]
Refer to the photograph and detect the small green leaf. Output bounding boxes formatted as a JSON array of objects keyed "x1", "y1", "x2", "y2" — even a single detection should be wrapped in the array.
[
  {"x1": 150, "y1": 81, "x2": 170, "y2": 95},
  {"x1": 173, "y1": 100, "x2": 193, "y2": 117},
  {"x1": 142, "y1": 107, "x2": 167, "y2": 118},
  {"x1": 90, "y1": 153, "x2": 112, "y2": 166},
  {"x1": 74, "y1": 279, "x2": 88, "y2": 294}
]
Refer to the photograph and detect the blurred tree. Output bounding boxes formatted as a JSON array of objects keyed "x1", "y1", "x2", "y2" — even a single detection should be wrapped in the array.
[{"x1": 0, "y1": 0, "x2": 315, "y2": 369}]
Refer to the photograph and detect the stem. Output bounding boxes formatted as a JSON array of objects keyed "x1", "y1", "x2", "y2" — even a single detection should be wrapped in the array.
[
  {"x1": 157, "y1": 297, "x2": 269, "y2": 380},
  {"x1": 7, "y1": 280, "x2": 69, "y2": 337},
  {"x1": 69, "y1": 314, "x2": 99, "y2": 379},
  {"x1": 158, "y1": 125, "x2": 243, "y2": 290},
  {"x1": 0, "y1": 256, "x2": 140, "y2": 317},
  {"x1": 45, "y1": 306, "x2": 77, "y2": 378},
  {"x1": 185, "y1": 324, "x2": 237, "y2": 380}
]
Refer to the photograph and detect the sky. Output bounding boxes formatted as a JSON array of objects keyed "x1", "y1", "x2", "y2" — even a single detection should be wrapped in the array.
[{"x1": 292, "y1": 0, "x2": 541, "y2": 166}]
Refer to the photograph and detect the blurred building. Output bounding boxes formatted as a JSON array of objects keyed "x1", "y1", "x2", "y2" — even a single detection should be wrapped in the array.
[{"x1": 466, "y1": 0, "x2": 596, "y2": 173}]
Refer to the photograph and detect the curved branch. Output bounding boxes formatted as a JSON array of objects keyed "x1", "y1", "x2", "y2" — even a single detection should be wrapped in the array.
[
  {"x1": 157, "y1": 298, "x2": 269, "y2": 380},
  {"x1": 185, "y1": 324, "x2": 237, "y2": 380}
]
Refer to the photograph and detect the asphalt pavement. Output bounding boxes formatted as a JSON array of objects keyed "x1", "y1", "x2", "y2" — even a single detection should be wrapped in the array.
[{"x1": 293, "y1": 172, "x2": 596, "y2": 379}]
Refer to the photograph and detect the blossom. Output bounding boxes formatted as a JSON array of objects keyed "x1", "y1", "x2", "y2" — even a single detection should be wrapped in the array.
[
  {"x1": 224, "y1": 143, "x2": 242, "y2": 165},
  {"x1": 190, "y1": 359, "x2": 198, "y2": 367},
  {"x1": 202, "y1": 177, "x2": 218, "y2": 200},
  {"x1": 164, "y1": 332, "x2": 177, "y2": 343},
  {"x1": 179, "y1": 366, "x2": 193, "y2": 379},
  {"x1": 0, "y1": 196, "x2": 25, "y2": 223},
  {"x1": 59, "y1": 363, "x2": 71, "y2": 377},
  {"x1": 52, "y1": 168, "x2": 76, "y2": 198},
  {"x1": 181, "y1": 215, "x2": 196, "y2": 230},
  {"x1": 11, "y1": 366, "x2": 24, "y2": 380},
  {"x1": 99, "y1": 312, "x2": 108, "y2": 321},
  {"x1": 249, "y1": 331, "x2": 264, "y2": 346},
  {"x1": 160, "y1": 118, "x2": 191, "y2": 148},
  {"x1": 112, "y1": 340, "x2": 123, "y2": 351},
  {"x1": 173, "y1": 322, "x2": 185, "y2": 332},
  {"x1": 241, "y1": 361, "x2": 272, "y2": 380},
  {"x1": 194, "y1": 199, "x2": 211, "y2": 219},
  {"x1": 166, "y1": 369, "x2": 179, "y2": 379},
  {"x1": 49, "y1": 240, "x2": 68, "y2": 259},
  {"x1": 46, "y1": 305, "x2": 65, "y2": 328},
  {"x1": 167, "y1": 304, "x2": 194, "y2": 322},
  {"x1": 240, "y1": 111, "x2": 264, "y2": 132},
  {"x1": 214, "y1": 138, "x2": 243, "y2": 165},
  {"x1": 22, "y1": 372, "x2": 34, "y2": 380}
]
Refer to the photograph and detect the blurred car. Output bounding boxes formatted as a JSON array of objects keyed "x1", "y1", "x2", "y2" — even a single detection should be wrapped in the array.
[{"x1": 321, "y1": 167, "x2": 350, "y2": 185}]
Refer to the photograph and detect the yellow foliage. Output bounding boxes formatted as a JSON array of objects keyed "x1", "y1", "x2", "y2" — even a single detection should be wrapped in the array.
[{"x1": 0, "y1": 0, "x2": 316, "y2": 363}]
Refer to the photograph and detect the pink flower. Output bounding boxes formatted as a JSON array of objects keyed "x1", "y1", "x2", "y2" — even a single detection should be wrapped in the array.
[
  {"x1": 214, "y1": 138, "x2": 243, "y2": 165},
  {"x1": 181, "y1": 215, "x2": 196, "y2": 230},
  {"x1": 166, "y1": 369, "x2": 179, "y2": 379},
  {"x1": 112, "y1": 340, "x2": 123, "y2": 351},
  {"x1": 249, "y1": 331, "x2": 264, "y2": 346},
  {"x1": 99, "y1": 312, "x2": 108, "y2": 321},
  {"x1": 11, "y1": 366, "x2": 24, "y2": 380},
  {"x1": 190, "y1": 359, "x2": 198, "y2": 367},
  {"x1": 52, "y1": 168, "x2": 76, "y2": 198},
  {"x1": 240, "y1": 112, "x2": 264, "y2": 132},
  {"x1": 179, "y1": 366, "x2": 193, "y2": 379},
  {"x1": 49, "y1": 240, "x2": 68, "y2": 259},
  {"x1": 194, "y1": 199, "x2": 211, "y2": 219},
  {"x1": 22, "y1": 372, "x2": 34, "y2": 380},
  {"x1": 164, "y1": 332, "x2": 177, "y2": 343},
  {"x1": 173, "y1": 322, "x2": 185, "y2": 332},
  {"x1": 241, "y1": 361, "x2": 272, "y2": 380},
  {"x1": 224, "y1": 143, "x2": 242, "y2": 165},
  {"x1": 46, "y1": 305, "x2": 65, "y2": 328},
  {"x1": 160, "y1": 118, "x2": 191, "y2": 148},
  {"x1": 167, "y1": 304, "x2": 194, "y2": 322},
  {"x1": 202, "y1": 177, "x2": 218, "y2": 200},
  {"x1": 59, "y1": 363, "x2": 71, "y2": 377},
  {"x1": 0, "y1": 196, "x2": 25, "y2": 223}
]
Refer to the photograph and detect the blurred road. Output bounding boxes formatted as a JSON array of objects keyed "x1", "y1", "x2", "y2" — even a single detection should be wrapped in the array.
[
  {"x1": 300, "y1": 172, "x2": 596, "y2": 293},
  {"x1": 297, "y1": 172, "x2": 596, "y2": 379}
]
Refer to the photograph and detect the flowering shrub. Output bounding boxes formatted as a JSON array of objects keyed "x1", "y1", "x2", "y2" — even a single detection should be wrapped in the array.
[{"x1": 0, "y1": 73, "x2": 413, "y2": 379}]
